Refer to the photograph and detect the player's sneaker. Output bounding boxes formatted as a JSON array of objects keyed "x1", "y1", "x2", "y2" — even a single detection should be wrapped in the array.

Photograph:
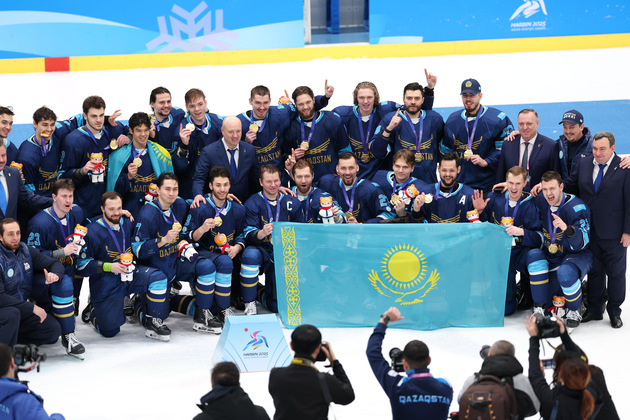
[
  {"x1": 62, "y1": 332, "x2": 85, "y2": 360},
  {"x1": 217, "y1": 307, "x2": 235, "y2": 326},
  {"x1": 566, "y1": 310, "x2": 581, "y2": 329},
  {"x1": 144, "y1": 316, "x2": 171, "y2": 342},
  {"x1": 193, "y1": 307, "x2": 222, "y2": 334},
  {"x1": 81, "y1": 301, "x2": 93, "y2": 324},
  {"x1": 244, "y1": 301, "x2": 257, "y2": 316},
  {"x1": 532, "y1": 305, "x2": 545, "y2": 319}
]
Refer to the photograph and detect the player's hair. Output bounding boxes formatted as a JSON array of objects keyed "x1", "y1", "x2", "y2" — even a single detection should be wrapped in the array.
[
  {"x1": 518, "y1": 108, "x2": 539, "y2": 120},
  {"x1": 260, "y1": 164, "x2": 281, "y2": 180},
  {"x1": 338, "y1": 151, "x2": 357, "y2": 164},
  {"x1": 129, "y1": 112, "x2": 151, "y2": 131},
  {"x1": 208, "y1": 166, "x2": 232, "y2": 184},
  {"x1": 541, "y1": 171, "x2": 562, "y2": 185},
  {"x1": 82, "y1": 96, "x2": 106, "y2": 114},
  {"x1": 101, "y1": 191, "x2": 122, "y2": 208},
  {"x1": 559, "y1": 358, "x2": 595, "y2": 420},
  {"x1": 33, "y1": 106, "x2": 57, "y2": 124},
  {"x1": 489, "y1": 340, "x2": 515, "y2": 357},
  {"x1": 250, "y1": 85, "x2": 271, "y2": 99},
  {"x1": 0, "y1": 343, "x2": 13, "y2": 377},
  {"x1": 291, "y1": 159, "x2": 314, "y2": 177},
  {"x1": 211, "y1": 361, "x2": 240, "y2": 387},
  {"x1": 392, "y1": 149, "x2": 415, "y2": 167},
  {"x1": 593, "y1": 130, "x2": 615, "y2": 147},
  {"x1": 506, "y1": 166, "x2": 528, "y2": 182},
  {"x1": 51, "y1": 179, "x2": 75, "y2": 196},
  {"x1": 0, "y1": 106, "x2": 14, "y2": 117},
  {"x1": 185, "y1": 88, "x2": 205, "y2": 105},
  {"x1": 291, "y1": 324, "x2": 322, "y2": 356},
  {"x1": 403, "y1": 82, "x2": 424, "y2": 97},
  {"x1": 291, "y1": 86, "x2": 314, "y2": 103},
  {"x1": 353, "y1": 82, "x2": 380, "y2": 106},
  {"x1": 403, "y1": 340, "x2": 430, "y2": 369},
  {"x1": 156, "y1": 172, "x2": 179, "y2": 188},
  {"x1": 0, "y1": 218, "x2": 19, "y2": 236},
  {"x1": 439, "y1": 152, "x2": 460, "y2": 167},
  {"x1": 150, "y1": 86, "x2": 171, "y2": 104}
]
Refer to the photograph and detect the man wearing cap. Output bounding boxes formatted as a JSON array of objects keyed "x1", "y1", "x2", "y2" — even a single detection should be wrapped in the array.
[
  {"x1": 564, "y1": 131, "x2": 630, "y2": 329},
  {"x1": 441, "y1": 79, "x2": 514, "y2": 193},
  {"x1": 557, "y1": 110, "x2": 592, "y2": 180}
]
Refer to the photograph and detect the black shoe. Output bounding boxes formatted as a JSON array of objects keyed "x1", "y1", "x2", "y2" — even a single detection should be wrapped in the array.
[
  {"x1": 81, "y1": 301, "x2": 94, "y2": 324},
  {"x1": 73, "y1": 297, "x2": 80, "y2": 316},
  {"x1": 610, "y1": 315, "x2": 623, "y2": 329},
  {"x1": 581, "y1": 311, "x2": 603, "y2": 323}
]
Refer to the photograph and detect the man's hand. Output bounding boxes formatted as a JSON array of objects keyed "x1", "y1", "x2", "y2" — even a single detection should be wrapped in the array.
[
  {"x1": 394, "y1": 199, "x2": 406, "y2": 216},
  {"x1": 149, "y1": 122, "x2": 156, "y2": 139},
  {"x1": 191, "y1": 194, "x2": 205, "y2": 209},
  {"x1": 530, "y1": 183, "x2": 542, "y2": 197},
  {"x1": 179, "y1": 123, "x2": 192, "y2": 146},
  {"x1": 472, "y1": 190, "x2": 489, "y2": 212},
  {"x1": 63, "y1": 242, "x2": 80, "y2": 256},
  {"x1": 505, "y1": 225, "x2": 524, "y2": 237},
  {"x1": 382, "y1": 307, "x2": 404, "y2": 323},
  {"x1": 228, "y1": 243, "x2": 243, "y2": 259},
  {"x1": 33, "y1": 304, "x2": 47, "y2": 323},
  {"x1": 621, "y1": 232, "x2": 630, "y2": 247},
  {"x1": 285, "y1": 148, "x2": 297, "y2": 173},
  {"x1": 121, "y1": 209, "x2": 134, "y2": 222},
  {"x1": 159, "y1": 229, "x2": 179, "y2": 247},
  {"x1": 320, "y1": 341, "x2": 337, "y2": 362},
  {"x1": 294, "y1": 147, "x2": 306, "y2": 159},
  {"x1": 200, "y1": 217, "x2": 216, "y2": 234},
  {"x1": 324, "y1": 79, "x2": 334, "y2": 99},
  {"x1": 551, "y1": 213, "x2": 568, "y2": 232},
  {"x1": 424, "y1": 68, "x2": 437, "y2": 89},
  {"x1": 110, "y1": 262, "x2": 128, "y2": 274},
  {"x1": 127, "y1": 162, "x2": 138, "y2": 181},
  {"x1": 492, "y1": 182, "x2": 507, "y2": 193},
  {"x1": 346, "y1": 216, "x2": 358, "y2": 224},
  {"x1": 227, "y1": 193, "x2": 242, "y2": 204},
  {"x1": 413, "y1": 194, "x2": 425, "y2": 212},
  {"x1": 43, "y1": 268, "x2": 59, "y2": 285},
  {"x1": 82, "y1": 160, "x2": 97, "y2": 174},
  {"x1": 245, "y1": 128, "x2": 257, "y2": 144},
  {"x1": 387, "y1": 109, "x2": 402, "y2": 132},
  {"x1": 504, "y1": 130, "x2": 520, "y2": 142},
  {"x1": 620, "y1": 156, "x2": 630, "y2": 169},
  {"x1": 257, "y1": 223, "x2": 273, "y2": 240},
  {"x1": 116, "y1": 134, "x2": 130, "y2": 148},
  {"x1": 279, "y1": 186, "x2": 296, "y2": 197},
  {"x1": 525, "y1": 314, "x2": 539, "y2": 337},
  {"x1": 470, "y1": 155, "x2": 488, "y2": 167},
  {"x1": 108, "y1": 110, "x2": 122, "y2": 127}
]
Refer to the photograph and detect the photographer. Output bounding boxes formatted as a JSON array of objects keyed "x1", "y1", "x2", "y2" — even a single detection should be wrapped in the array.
[
  {"x1": 268, "y1": 324, "x2": 354, "y2": 420},
  {"x1": 525, "y1": 315, "x2": 595, "y2": 419},
  {"x1": 366, "y1": 307, "x2": 453, "y2": 420},
  {"x1": 0, "y1": 343, "x2": 64, "y2": 419}
]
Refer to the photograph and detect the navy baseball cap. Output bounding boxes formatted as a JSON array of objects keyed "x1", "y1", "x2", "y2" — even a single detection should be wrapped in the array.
[
  {"x1": 461, "y1": 79, "x2": 481, "y2": 95},
  {"x1": 559, "y1": 110, "x2": 584, "y2": 125}
]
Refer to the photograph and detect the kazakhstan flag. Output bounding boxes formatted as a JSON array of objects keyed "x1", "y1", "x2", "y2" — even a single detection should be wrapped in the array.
[{"x1": 273, "y1": 222, "x2": 512, "y2": 330}]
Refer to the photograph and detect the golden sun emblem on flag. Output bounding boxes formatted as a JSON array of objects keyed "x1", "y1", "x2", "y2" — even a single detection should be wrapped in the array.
[{"x1": 369, "y1": 244, "x2": 440, "y2": 305}]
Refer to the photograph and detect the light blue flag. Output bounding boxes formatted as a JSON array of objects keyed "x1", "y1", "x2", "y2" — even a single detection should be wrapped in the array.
[{"x1": 272, "y1": 222, "x2": 512, "y2": 330}]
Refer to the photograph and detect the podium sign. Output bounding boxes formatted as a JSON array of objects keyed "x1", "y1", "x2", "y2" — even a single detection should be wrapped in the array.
[{"x1": 211, "y1": 314, "x2": 292, "y2": 372}]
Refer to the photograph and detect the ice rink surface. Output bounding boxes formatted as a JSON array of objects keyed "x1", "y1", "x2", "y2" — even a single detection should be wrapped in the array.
[{"x1": 1, "y1": 46, "x2": 629, "y2": 419}]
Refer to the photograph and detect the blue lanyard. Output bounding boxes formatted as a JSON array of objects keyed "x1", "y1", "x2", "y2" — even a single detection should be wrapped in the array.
[
  {"x1": 48, "y1": 208, "x2": 71, "y2": 243},
  {"x1": 547, "y1": 194, "x2": 566, "y2": 246},
  {"x1": 35, "y1": 134, "x2": 51, "y2": 157},
  {"x1": 250, "y1": 112, "x2": 267, "y2": 133},
  {"x1": 82, "y1": 126, "x2": 110, "y2": 149},
  {"x1": 392, "y1": 174, "x2": 413, "y2": 194},
  {"x1": 504, "y1": 192, "x2": 523, "y2": 222},
  {"x1": 465, "y1": 106, "x2": 483, "y2": 150},
  {"x1": 262, "y1": 193, "x2": 282, "y2": 222},
  {"x1": 405, "y1": 111, "x2": 424, "y2": 152},
  {"x1": 153, "y1": 199, "x2": 179, "y2": 225},
  {"x1": 340, "y1": 178, "x2": 358, "y2": 212},
  {"x1": 154, "y1": 114, "x2": 169, "y2": 132},
  {"x1": 300, "y1": 116, "x2": 317, "y2": 147},
  {"x1": 209, "y1": 195, "x2": 227, "y2": 218},
  {"x1": 101, "y1": 217, "x2": 126, "y2": 254},
  {"x1": 434, "y1": 182, "x2": 454, "y2": 200},
  {"x1": 187, "y1": 115, "x2": 208, "y2": 132},
  {"x1": 356, "y1": 108, "x2": 375, "y2": 153}
]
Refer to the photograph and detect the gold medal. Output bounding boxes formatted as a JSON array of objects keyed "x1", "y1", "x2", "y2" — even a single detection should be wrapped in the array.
[
  {"x1": 185, "y1": 123, "x2": 195, "y2": 132},
  {"x1": 172, "y1": 222, "x2": 182, "y2": 231},
  {"x1": 424, "y1": 194, "x2": 433, "y2": 204},
  {"x1": 415, "y1": 153, "x2": 422, "y2": 162},
  {"x1": 214, "y1": 216, "x2": 223, "y2": 227},
  {"x1": 110, "y1": 140, "x2": 118, "y2": 150},
  {"x1": 361, "y1": 153, "x2": 370, "y2": 164},
  {"x1": 133, "y1": 157, "x2": 142, "y2": 167},
  {"x1": 391, "y1": 194, "x2": 400, "y2": 205},
  {"x1": 548, "y1": 243, "x2": 558, "y2": 254},
  {"x1": 501, "y1": 216, "x2": 514, "y2": 227},
  {"x1": 464, "y1": 149, "x2": 473, "y2": 159},
  {"x1": 300, "y1": 141, "x2": 309, "y2": 151},
  {"x1": 345, "y1": 211, "x2": 354, "y2": 220},
  {"x1": 249, "y1": 123, "x2": 259, "y2": 132}
]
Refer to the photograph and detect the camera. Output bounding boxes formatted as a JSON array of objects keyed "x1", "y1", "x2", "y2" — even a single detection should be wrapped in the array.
[
  {"x1": 389, "y1": 347, "x2": 404, "y2": 372},
  {"x1": 479, "y1": 345, "x2": 490, "y2": 360},
  {"x1": 13, "y1": 344, "x2": 46, "y2": 373},
  {"x1": 536, "y1": 316, "x2": 561, "y2": 338},
  {"x1": 315, "y1": 342, "x2": 330, "y2": 362}
]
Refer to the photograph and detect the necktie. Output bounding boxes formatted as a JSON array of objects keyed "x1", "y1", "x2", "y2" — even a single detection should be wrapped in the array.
[
  {"x1": 228, "y1": 149, "x2": 238, "y2": 180},
  {"x1": 0, "y1": 174, "x2": 7, "y2": 216},
  {"x1": 593, "y1": 163, "x2": 606, "y2": 192},
  {"x1": 520, "y1": 141, "x2": 530, "y2": 169}
]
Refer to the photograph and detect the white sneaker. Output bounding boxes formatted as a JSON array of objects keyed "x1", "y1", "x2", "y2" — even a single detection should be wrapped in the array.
[{"x1": 244, "y1": 301, "x2": 257, "y2": 316}]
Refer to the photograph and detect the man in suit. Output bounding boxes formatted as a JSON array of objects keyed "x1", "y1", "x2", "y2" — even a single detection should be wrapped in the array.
[
  {"x1": 564, "y1": 131, "x2": 630, "y2": 328},
  {"x1": 496, "y1": 109, "x2": 560, "y2": 189},
  {"x1": 0, "y1": 143, "x2": 52, "y2": 221},
  {"x1": 192, "y1": 116, "x2": 260, "y2": 205}
]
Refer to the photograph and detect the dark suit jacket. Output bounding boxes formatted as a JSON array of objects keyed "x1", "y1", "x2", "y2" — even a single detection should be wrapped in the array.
[
  {"x1": 564, "y1": 154, "x2": 630, "y2": 240},
  {"x1": 497, "y1": 133, "x2": 560, "y2": 187},
  {"x1": 0, "y1": 167, "x2": 52, "y2": 220},
  {"x1": 192, "y1": 140, "x2": 260, "y2": 202}
]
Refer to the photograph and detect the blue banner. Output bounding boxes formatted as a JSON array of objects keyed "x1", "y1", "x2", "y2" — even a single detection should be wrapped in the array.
[
  {"x1": 370, "y1": 0, "x2": 629, "y2": 44},
  {"x1": 273, "y1": 222, "x2": 512, "y2": 330},
  {"x1": 0, "y1": 0, "x2": 303, "y2": 58}
]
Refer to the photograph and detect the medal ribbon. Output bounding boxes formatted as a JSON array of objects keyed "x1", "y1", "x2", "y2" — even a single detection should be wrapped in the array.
[
  {"x1": 404, "y1": 111, "x2": 424, "y2": 154},
  {"x1": 153, "y1": 199, "x2": 179, "y2": 225},
  {"x1": 546, "y1": 193, "x2": 566, "y2": 247},
  {"x1": 187, "y1": 115, "x2": 208, "y2": 132},
  {"x1": 340, "y1": 178, "x2": 358, "y2": 212},
  {"x1": 154, "y1": 114, "x2": 169, "y2": 132},
  {"x1": 434, "y1": 182, "x2": 455, "y2": 201},
  {"x1": 209, "y1": 194, "x2": 228, "y2": 218},
  {"x1": 356, "y1": 108, "x2": 375, "y2": 153},
  {"x1": 291, "y1": 357, "x2": 318, "y2": 370},
  {"x1": 249, "y1": 111, "x2": 267, "y2": 133},
  {"x1": 407, "y1": 372, "x2": 433, "y2": 379},
  {"x1": 36, "y1": 134, "x2": 50, "y2": 157},
  {"x1": 465, "y1": 105, "x2": 483, "y2": 151},
  {"x1": 131, "y1": 144, "x2": 145, "y2": 161},
  {"x1": 392, "y1": 173, "x2": 413, "y2": 195},
  {"x1": 83, "y1": 126, "x2": 110, "y2": 149},
  {"x1": 262, "y1": 193, "x2": 282, "y2": 223},
  {"x1": 504, "y1": 192, "x2": 523, "y2": 223},
  {"x1": 48, "y1": 208, "x2": 71, "y2": 243},
  {"x1": 299, "y1": 116, "x2": 317, "y2": 148},
  {"x1": 101, "y1": 217, "x2": 126, "y2": 254}
]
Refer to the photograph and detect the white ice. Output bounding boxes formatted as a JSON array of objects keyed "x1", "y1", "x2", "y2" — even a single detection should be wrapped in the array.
[{"x1": 1, "y1": 46, "x2": 629, "y2": 420}]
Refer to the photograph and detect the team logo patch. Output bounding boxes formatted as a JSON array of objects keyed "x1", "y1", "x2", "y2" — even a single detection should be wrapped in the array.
[
  {"x1": 242, "y1": 328, "x2": 269, "y2": 351},
  {"x1": 23, "y1": 263, "x2": 30, "y2": 270},
  {"x1": 465, "y1": 81, "x2": 472, "y2": 88},
  {"x1": 573, "y1": 204, "x2": 586, "y2": 212},
  {"x1": 559, "y1": 150, "x2": 563, "y2": 159},
  {"x1": 7, "y1": 268, "x2": 14, "y2": 278},
  {"x1": 369, "y1": 244, "x2": 440, "y2": 305}
]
